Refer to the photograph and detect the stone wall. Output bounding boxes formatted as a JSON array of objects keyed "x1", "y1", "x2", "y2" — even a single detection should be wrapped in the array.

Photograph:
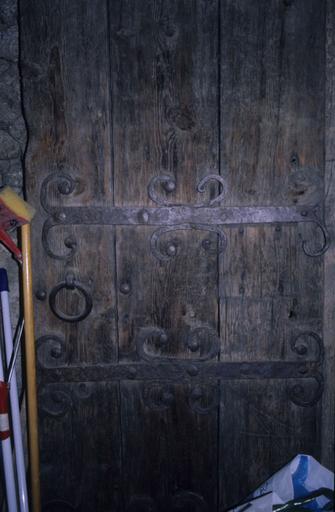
[
  {"x1": 0, "y1": 0, "x2": 25, "y2": 324},
  {"x1": 0, "y1": 0, "x2": 26, "y2": 505},
  {"x1": 0, "y1": 0, "x2": 26, "y2": 498}
]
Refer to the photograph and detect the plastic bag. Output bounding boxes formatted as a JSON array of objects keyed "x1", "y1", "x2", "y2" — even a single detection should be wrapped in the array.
[{"x1": 228, "y1": 454, "x2": 334, "y2": 511}]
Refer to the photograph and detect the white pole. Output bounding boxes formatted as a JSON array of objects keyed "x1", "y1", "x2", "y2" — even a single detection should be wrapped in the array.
[
  {"x1": 0, "y1": 268, "x2": 25, "y2": 512},
  {"x1": 0, "y1": 376, "x2": 18, "y2": 512}
]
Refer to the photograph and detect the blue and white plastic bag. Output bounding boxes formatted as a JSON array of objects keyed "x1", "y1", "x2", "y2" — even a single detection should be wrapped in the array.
[{"x1": 229, "y1": 454, "x2": 334, "y2": 511}]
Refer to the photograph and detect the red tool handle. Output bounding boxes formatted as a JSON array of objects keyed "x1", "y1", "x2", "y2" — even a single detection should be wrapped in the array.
[
  {"x1": 0, "y1": 381, "x2": 10, "y2": 440},
  {"x1": 0, "y1": 229, "x2": 22, "y2": 262}
]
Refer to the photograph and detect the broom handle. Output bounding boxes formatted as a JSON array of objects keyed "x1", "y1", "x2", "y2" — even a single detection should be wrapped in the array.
[
  {"x1": 21, "y1": 224, "x2": 41, "y2": 512},
  {"x1": 0, "y1": 274, "x2": 29, "y2": 512}
]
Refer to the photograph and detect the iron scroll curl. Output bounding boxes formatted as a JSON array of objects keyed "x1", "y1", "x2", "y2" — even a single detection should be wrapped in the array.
[
  {"x1": 147, "y1": 173, "x2": 225, "y2": 206},
  {"x1": 36, "y1": 334, "x2": 69, "y2": 368},
  {"x1": 41, "y1": 173, "x2": 78, "y2": 260},
  {"x1": 40, "y1": 172, "x2": 76, "y2": 214},
  {"x1": 39, "y1": 172, "x2": 330, "y2": 259},
  {"x1": 287, "y1": 373, "x2": 324, "y2": 407},
  {"x1": 42, "y1": 216, "x2": 78, "y2": 260},
  {"x1": 287, "y1": 331, "x2": 324, "y2": 407},
  {"x1": 290, "y1": 331, "x2": 324, "y2": 363},
  {"x1": 136, "y1": 326, "x2": 220, "y2": 362},
  {"x1": 299, "y1": 216, "x2": 330, "y2": 257},
  {"x1": 150, "y1": 224, "x2": 227, "y2": 261}
]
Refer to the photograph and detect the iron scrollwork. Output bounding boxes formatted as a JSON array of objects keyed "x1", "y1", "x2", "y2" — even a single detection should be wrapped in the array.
[
  {"x1": 39, "y1": 172, "x2": 330, "y2": 260},
  {"x1": 142, "y1": 383, "x2": 175, "y2": 411},
  {"x1": 290, "y1": 331, "x2": 324, "y2": 362},
  {"x1": 42, "y1": 217, "x2": 78, "y2": 260},
  {"x1": 147, "y1": 174, "x2": 227, "y2": 261},
  {"x1": 287, "y1": 332, "x2": 324, "y2": 407},
  {"x1": 49, "y1": 272, "x2": 93, "y2": 323},
  {"x1": 147, "y1": 173, "x2": 225, "y2": 206},
  {"x1": 37, "y1": 334, "x2": 70, "y2": 368},
  {"x1": 41, "y1": 173, "x2": 78, "y2": 260},
  {"x1": 39, "y1": 387, "x2": 73, "y2": 418},
  {"x1": 187, "y1": 384, "x2": 219, "y2": 415},
  {"x1": 142, "y1": 382, "x2": 218, "y2": 415},
  {"x1": 39, "y1": 384, "x2": 92, "y2": 418},
  {"x1": 138, "y1": 324, "x2": 220, "y2": 414},
  {"x1": 288, "y1": 374, "x2": 324, "y2": 408},
  {"x1": 150, "y1": 224, "x2": 227, "y2": 261},
  {"x1": 299, "y1": 213, "x2": 330, "y2": 257},
  {"x1": 38, "y1": 172, "x2": 328, "y2": 408},
  {"x1": 40, "y1": 172, "x2": 77, "y2": 212},
  {"x1": 147, "y1": 174, "x2": 177, "y2": 205},
  {"x1": 136, "y1": 326, "x2": 220, "y2": 362}
]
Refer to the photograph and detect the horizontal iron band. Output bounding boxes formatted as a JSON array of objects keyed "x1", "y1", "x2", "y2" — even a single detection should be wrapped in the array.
[
  {"x1": 47, "y1": 205, "x2": 315, "y2": 226},
  {"x1": 38, "y1": 360, "x2": 320, "y2": 384}
]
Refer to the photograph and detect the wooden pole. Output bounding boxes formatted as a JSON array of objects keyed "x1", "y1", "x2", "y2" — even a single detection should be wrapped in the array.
[{"x1": 21, "y1": 223, "x2": 41, "y2": 512}]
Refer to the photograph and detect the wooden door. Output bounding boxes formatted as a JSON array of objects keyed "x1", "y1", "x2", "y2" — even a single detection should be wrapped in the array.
[{"x1": 19, "y1": 1, "x2": 334, "y2": 510}]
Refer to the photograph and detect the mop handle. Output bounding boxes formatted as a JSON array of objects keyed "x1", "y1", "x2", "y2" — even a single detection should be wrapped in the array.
[
  {"x1": 0, "y1": 188, "x2": 39, "y2": 511},
  {"x1": 0, "y1": 286, "x2": 18, "y2": 512},
  {"x1": 0, "y1": 269, "x2": 29, "y2": 512},
  {"x1": 0, "y1": 380, "x2": 18, "y2": 512},
  {"x1": 21, "y1": 225, "x2": 41, "y2": 512},
  {"x1": 7, "y1": 319, "x2": 24, "y2": 385}
]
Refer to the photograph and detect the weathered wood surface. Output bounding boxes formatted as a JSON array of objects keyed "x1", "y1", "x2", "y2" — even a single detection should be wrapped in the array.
[
  {"x1": 20, "y1": 1, "x2": 120, "y2": 510},
  {"x1": 111, "y1": 1, "x2": 219, "y2": 509},
  {"x1": 220, "y1": 0, "x2": 325, "y2": 208},
  {"x1": 20, "y1": 0, "x2": 117, "y2": 365},
  {"x1": 39, "y1": 382, "x2": 122, "y2": 511},
  {"x1": 19, "y1": 0, "x2": 333, "y2": 510},
  {"x1": 219, "y1": 0, "x2": 325, "y2": 504},
  {"x1": 220, "y1": 380, "x2": 319, "y2": 507}
]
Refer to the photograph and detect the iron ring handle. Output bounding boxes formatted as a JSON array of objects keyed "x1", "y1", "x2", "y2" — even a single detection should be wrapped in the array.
[{"x1": 49, "y1": 275, "x2": 93, "y2": 323}]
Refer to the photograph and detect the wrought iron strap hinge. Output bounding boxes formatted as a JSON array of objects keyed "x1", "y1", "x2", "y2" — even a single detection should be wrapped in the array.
[
  {"x1": 37, "y1": 330, "x2": 324, "y2": 407},
  {"x1": 37, "y1": 360, "x2": 323, "y2": 408},
  {"x1": 40, "y1": 173, "x2": 329, "y2": 260}
]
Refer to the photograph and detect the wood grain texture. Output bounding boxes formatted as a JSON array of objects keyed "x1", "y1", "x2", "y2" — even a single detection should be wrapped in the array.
[
  {"x1": 111, "y1": 1, "x2": 219, "y2": 508},
  {"x1": 220, "y1": 0, "x2": 325, "y2": 207},
  {"x1": 19, "y1": 0, "x2": 333, "y2": 510},
  {"x1": 120, "y1": 381, "x2": 218, "y2": 511},
  {"x1": 219, "y1": 1, "x2": 325, "y2": 507},
  {"x1": 20, "y1": 0, "x2": 118, "y2": 366},
  {"x1": 111, "y1": 0, "x2": 218, "y2": 208},
  {"x1": 38, "y1": 382, "x2": 122, "y2": 511},
  {"x1": 115, "y1": 226, "x2": 219, "y2": 360},
  {"x1": 20, "y1": 1, "x2": 120, "y2": 509},
  {"x1": 20, "y1": 0, "x2": 113, "y2": 205},
  {"x1": 220, "y1": 380, "x2": 320, "y2": 508}
]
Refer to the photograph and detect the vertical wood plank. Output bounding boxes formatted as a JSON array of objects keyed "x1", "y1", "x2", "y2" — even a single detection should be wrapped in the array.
[
  {"x1": 219, "y1": 1, "x2": 326, "y2": 507},
  {"x1": 220, "y1": 0, "x2": 325, "y2": 207},
  {"x1": 39, "y1": 383, "x2": 122, "y2": 511},
  {"x1": 120, "y1": 382, "x2": 218, "y2": 511},
  {"x1": 220, "y1": 380, "x2": 320, "y2": 507},
  {"x1": 110, "y1": 0, "x2": 219, "y2": 508},
  {"x1": 111, "y1": 0, "x2": 218, "y2": 208},
  {"x1": 20, "y1": 1, "x2": 121, "y2": 508},
  {"x1": 20, "y1": 0, "x2": 118, "y2": 364}
]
